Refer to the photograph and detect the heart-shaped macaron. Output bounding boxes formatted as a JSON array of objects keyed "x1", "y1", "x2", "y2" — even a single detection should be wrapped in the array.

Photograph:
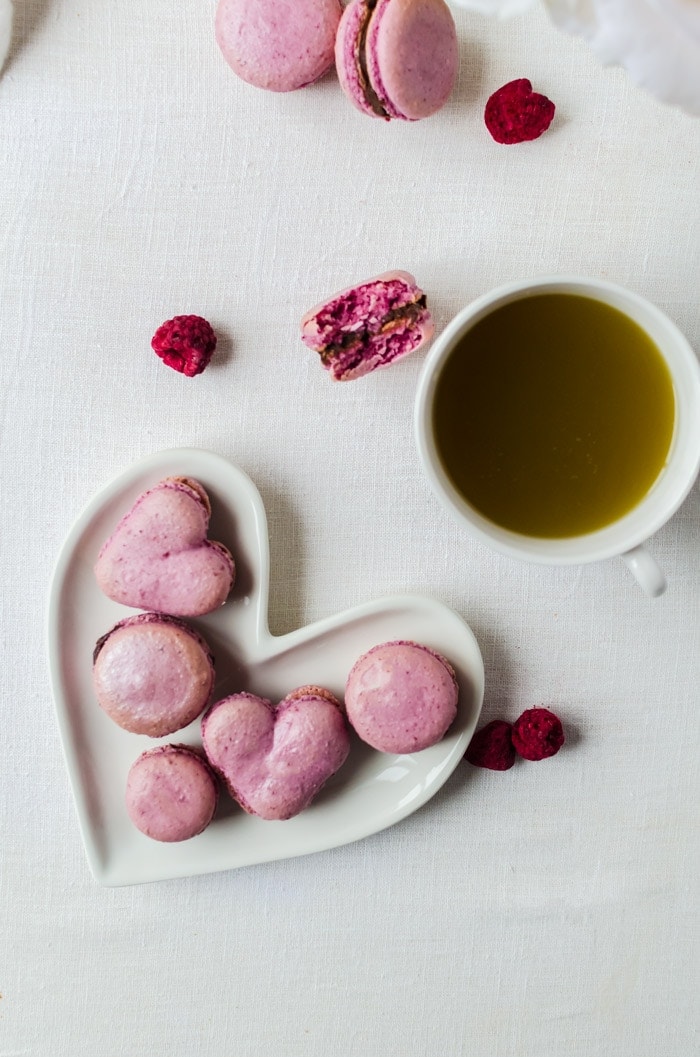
[
  {"x1": 94, "y1": 476, "x2": 235, "y2": 617},
  {"x1": 202, "y1": 687, "x2": 351, "y2": 820}
]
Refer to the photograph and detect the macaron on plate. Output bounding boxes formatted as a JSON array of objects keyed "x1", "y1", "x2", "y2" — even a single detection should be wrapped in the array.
[{"x1": 48, "y1": 449, "x2": 484, "y2": 886}]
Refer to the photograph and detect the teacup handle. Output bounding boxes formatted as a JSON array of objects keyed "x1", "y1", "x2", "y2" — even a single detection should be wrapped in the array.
[{"x1": 622, "y1": 544, "x2": 666, "y2": 597}]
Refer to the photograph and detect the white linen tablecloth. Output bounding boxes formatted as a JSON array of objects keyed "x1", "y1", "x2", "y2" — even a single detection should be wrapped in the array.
[{"x1": 1, "y1": 2, "x2": 698, "y2": 1054}]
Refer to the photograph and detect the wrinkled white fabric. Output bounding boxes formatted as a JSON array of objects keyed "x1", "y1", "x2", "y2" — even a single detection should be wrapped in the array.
[
  {"x1": 0, "y1": 0, "x2": 12, "y2": 73},
  {"x1": 449, "y1": 0, "x2": 700, "y2": 114},
  {"x1": 547, "y1": 0, "x2": 700, "y2": 115}
]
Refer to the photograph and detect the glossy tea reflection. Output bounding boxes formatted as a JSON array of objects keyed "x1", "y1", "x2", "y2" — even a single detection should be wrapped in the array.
[{"x1": 432, "y1": 293, "x2": 676, "y2": 538}]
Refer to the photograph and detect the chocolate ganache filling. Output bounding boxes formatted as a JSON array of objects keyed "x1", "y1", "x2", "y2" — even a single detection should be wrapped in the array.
[
  {"x1": 319, "y1": 295, "x2": 428, "y2": 364},
  {"x1": 356, "y1": 0, "x2": 390, "y2": 120}
]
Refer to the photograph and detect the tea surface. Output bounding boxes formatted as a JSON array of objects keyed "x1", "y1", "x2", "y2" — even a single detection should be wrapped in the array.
[{"x1": 432, "y1": 293, "x2": 675, "y2": 538}]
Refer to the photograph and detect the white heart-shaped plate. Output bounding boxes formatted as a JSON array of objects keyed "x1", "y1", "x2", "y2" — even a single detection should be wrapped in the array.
[{"x1": 48, "y1": 449, "x2": 484, "y2": 886}]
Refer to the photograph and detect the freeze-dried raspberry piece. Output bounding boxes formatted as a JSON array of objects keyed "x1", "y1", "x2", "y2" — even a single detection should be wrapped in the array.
[
  {"x1": 465, "y1": 720, "x2": 515, "y2": 771},
  {"x1": 484, "y1": 79, "x2": 555, "y2": 144},
  {"x1": 151, "y1": 315, "x2": 217, "y2": 377},
  {"x1": 511, "y1": 708, "x2": 564, "y2": 761}
]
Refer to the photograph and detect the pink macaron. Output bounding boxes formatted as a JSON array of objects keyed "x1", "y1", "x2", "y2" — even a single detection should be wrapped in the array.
[
  {"x1": 335, "y1": 0, "x2": 459, "y2": 121},
  {"x1": 202, "y1": 686, "x2": 351, "y2": 820},
  {"x1": 215, "y1": 0, "x2": 343, "y2": 92},
  {"x1": 301, "y1": 271, "x2": 434, "y2": 380},
  {"x1": 94, "y1": 476, "x2": 235, "y2": 618},
  {"x1": 93, "y1": 613, "x2": 215, "y2": 737},
  {"x1": 345, "y1": 640, "x2": 459, "y2": 753},
  {"x1": 126, "y1": 745, "x2": 219, "y2": 842}
]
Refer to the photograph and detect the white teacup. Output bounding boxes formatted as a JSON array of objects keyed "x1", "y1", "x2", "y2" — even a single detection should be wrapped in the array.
[{"x1": 415, "y1": 277, "x2": 700, "y2": 596}]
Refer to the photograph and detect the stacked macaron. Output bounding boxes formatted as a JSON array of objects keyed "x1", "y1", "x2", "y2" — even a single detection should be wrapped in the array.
[
  {"x1": 215, "y1": 0, "x2": 459, "y2": 121},
  {"x1": 335, "y1": 0, "x2": 459, "y2": 121}
]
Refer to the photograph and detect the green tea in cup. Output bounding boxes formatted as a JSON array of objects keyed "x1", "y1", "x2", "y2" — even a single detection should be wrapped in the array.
[
  {"x1": 414, "y1": 277, "x2": 700, "y2": 595},
  {"x1": 431, "y1": 292, "x2": 675, "y2": 538}
]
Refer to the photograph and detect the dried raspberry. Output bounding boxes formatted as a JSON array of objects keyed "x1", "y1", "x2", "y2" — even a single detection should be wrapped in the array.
[
  {"x1": 465, "y1": 720, "x2": 515, "y2": 771},
  {"x1": 484, "y1": 79, "x2": 555, "y2": 144},
  {"x1": 511, "y1": 708, "x2": 564, "y2": 761},
  {"x1": 151, "y1": 315, "x2": 217, "y2": 377}
]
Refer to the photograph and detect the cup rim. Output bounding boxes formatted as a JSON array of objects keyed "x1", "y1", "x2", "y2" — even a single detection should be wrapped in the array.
[{"x1": 414, "y1": 275, "x2": 700, "y2": 565}]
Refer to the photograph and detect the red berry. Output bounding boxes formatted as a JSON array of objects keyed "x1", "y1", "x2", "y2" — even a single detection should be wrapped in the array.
[
  {"x1": 484, "y1": 79, "x2": 555, "y2": 144},
  {"x1": 465, "y1": 720, "x2": 515, "y2": 771},
  {"x1": 511, "y1": 708, "x2": 564, "y2": 761},
  {"x1": 151, "y1": 315, "x2": 217, "y2": 377}
]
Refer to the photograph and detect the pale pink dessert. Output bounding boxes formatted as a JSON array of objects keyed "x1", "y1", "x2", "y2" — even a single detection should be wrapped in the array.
[
  {"x1": 345, "y1": 640, "x2": 458, "y2": 753},
  {"x1": 201, "y1": 686, "x2": 351, "y2": 820},
  {"x1": 215, "y1": 0, "x2": 342, "y2": 92},
  {"x1": 126, "y1": 745, "x2": 218, "y2": 842},
  {"x1": 94, "y1": 476, "x2": 234, "y2": 617},
  {"x1": 335, "y1": 0, "x2": 458, "y2": 121},
  {"x1": 301, "y1": 271, "x2": 434, "y2": 381},
  {"x1": 93, "y1": 613, "x2": 215, "y2": 737}
]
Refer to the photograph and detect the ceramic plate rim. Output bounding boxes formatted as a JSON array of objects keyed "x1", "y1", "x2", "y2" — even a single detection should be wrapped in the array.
[{"x1": 47, "y1": 449, "x2": 485, "y2": 886}]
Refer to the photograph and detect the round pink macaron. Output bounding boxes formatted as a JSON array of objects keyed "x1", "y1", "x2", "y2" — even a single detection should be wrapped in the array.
[
  {"x1": 215, "y1": 0, "x2": 342, "y2": 92},
  {"x1": 126, "y1": 745, "x2": 218, "y2": 842},
  {"x1": 336, "y1": 0, "x2": 459, "y2": 121},
  {"x1": 345, "y1": 640, "x2": 459, "y2": 753},
  {"x1": 93, "y1": 613, "x2": 214, "y2": 737}
]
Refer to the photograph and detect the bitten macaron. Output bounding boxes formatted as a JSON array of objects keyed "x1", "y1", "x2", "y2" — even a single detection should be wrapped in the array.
[
  {"x1": 345, "y1": 640, "x2": 459, "y2": 753},
  {"x1": 301, "y1": 271, "x2": 434, "y2": 380},
  {"x1": 215, "y1": 0, "x2": 343, "y2": 92},
  {"x1": 335, "y1": 0, "x2": 459, "y2": 120},
  {"x1": 93, "y1": 613, "x2": 215, "y2": 737}
]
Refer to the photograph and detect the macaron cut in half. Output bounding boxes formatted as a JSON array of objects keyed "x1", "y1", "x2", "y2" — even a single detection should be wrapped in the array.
[
  {"x1": 215, "y1": 0, "x2": 343, "y2": 92},
  {"x1": 301, "y1": 271, "x2": 434, "y2": 381},
  {"x1": 335, "y1": 0, "x2": 459, "y2": 121}
]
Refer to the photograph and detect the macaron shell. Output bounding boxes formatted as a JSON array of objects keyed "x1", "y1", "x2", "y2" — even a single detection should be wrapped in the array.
[
  {"x1": 345, "y1": 640, "x2": 458, "y2": 753},
  {"x1": 215, "y1": 0, "x2": 342, "y2": 92},
  {"x1": 301, "y1": 269, "x2": 418, "y2": 334},
  {"x1": 126, "y1": 746, "x2": 218, "y2": 843},
  {"x1": 370, "y1": 0, "x2": 458, "y2": 120},
  {"x1": 335, "y1": 1, "x2": 379, "y2": 118},
  {"x1": 202, "y1": 691, "x2": 350, "y2": 820},
  {"x1": 93, "y1": 614, "x2": 214, "y2": 737},
  {"x1": 94, "y1": 478, "x2": 235, "y2": 617}
]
